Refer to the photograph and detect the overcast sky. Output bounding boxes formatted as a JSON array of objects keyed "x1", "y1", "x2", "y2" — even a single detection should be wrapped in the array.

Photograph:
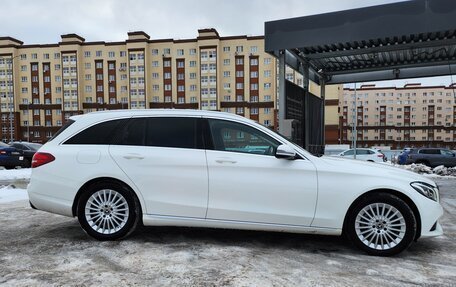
[{"x1": 3, "y1": 0, "x2": 453, "y2": 87}]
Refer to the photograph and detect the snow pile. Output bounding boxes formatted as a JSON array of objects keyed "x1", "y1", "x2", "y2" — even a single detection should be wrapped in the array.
[
  {"x1": 394, "y1": 163, "x2": 456, "y2": 177},
  {"x1": 0, "y1": 186, "x2": 28, "y2": 203},
  {"x1": 0, "y1": 168, "x2": 31, "y2": 181}
]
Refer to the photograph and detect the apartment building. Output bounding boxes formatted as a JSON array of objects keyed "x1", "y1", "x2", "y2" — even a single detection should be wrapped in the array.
[
  {"x1": 341, "y1": 83, "x2": 456, "y2": 149},
  {"x1": 0, "y1": 29, "x2": 279, "y2": 143}
]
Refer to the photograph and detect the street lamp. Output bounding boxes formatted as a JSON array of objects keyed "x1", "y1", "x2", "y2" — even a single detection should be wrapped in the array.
[{"x1": 7, "y1": 55, "x2": 20, "y2": 143}]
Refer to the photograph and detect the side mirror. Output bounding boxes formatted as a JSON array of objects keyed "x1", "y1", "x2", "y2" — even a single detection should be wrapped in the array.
[{"x1": 275, "y1": 144, "x2": 296, "y2": 160}]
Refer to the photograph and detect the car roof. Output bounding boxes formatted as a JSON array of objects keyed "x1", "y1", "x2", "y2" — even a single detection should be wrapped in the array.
[{"x1": 70, "y1": 109, "x2": 254, "y2": 124}]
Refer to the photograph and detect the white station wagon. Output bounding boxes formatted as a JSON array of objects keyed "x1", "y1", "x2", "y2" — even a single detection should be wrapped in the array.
[{"x1": 28, "y1": 110, "x2": 443, "y2": 256}]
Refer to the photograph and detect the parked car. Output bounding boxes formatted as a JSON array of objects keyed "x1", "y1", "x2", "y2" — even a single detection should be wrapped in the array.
[
  {"x1": 405, "y1": 148, "x2": 456, "y2": 167},
  {"x1": 0, "y1": 142, "x2": 28, "y2": 169},
  {"x1": 9, "y1": 142, "x2": 42, "y2": 167},
  {"x1": 28, "y1": 110, "x2": 443, "y2": 256},
  {"x1": 336, "y1": 148, "x2": 386, "y2": 162}
]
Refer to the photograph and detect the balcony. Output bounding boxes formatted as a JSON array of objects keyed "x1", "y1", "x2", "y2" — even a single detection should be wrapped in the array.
[
  {"x1": 149, "y1": 102, "x2": 199, "y2": 109},
  {"x1": 19, "y1": 104, "x2": 62, "y2": 110},
  {"x1": 220, "y1": 101, "x2": 274, "y2": 108},
  {"x1": 82, "y1": 103, "x2": 126, "y2": 110}
]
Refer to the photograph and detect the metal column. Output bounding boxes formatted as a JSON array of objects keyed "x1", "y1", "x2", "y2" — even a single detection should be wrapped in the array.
[
  {"x1": 302, "y1": 63, "x2": 310, "y2": 150},
  {"x1": 278, "y1": 50, "x2": 286, "y2": 134},
  {"x1": 320, "y1": 79, "x2": 326, "y2": 152}
]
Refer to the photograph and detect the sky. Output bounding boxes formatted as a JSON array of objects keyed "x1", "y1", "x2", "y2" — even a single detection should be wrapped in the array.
[{"x1": 3, "y1": 0, "x2": 453, "y2": 87}]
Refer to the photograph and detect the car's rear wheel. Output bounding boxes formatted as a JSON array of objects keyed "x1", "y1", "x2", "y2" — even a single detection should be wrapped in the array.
[
  {"x1": 77, "y1": 181, "x2": 141, "y2": 240},
  {"x1": 346, "y1": 193, "x2": 416, "y2": 256}
]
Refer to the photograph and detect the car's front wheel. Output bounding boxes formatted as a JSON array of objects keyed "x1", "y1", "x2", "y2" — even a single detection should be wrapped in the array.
[
  {"x1": 346, "y1": 193, "x2": 417, "y2": 256},
  {"x1": 77, "y1": 181, "x2": 141, "y2": 240}
]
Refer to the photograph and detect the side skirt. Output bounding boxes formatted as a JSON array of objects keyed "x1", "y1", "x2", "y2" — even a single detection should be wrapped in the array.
[{"x1": 142, "y1": 214, "x2": 342, "y2": 236}]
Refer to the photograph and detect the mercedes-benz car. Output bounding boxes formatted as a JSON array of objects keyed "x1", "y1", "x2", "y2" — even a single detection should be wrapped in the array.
[{"x1": 28, "y1": 110, "x2": 443, "y2": 256}]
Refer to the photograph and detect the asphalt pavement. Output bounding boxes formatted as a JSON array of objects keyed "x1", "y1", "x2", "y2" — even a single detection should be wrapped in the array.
[{"x1": 0, "y1": 178, "x2": 455, "y2": 286}]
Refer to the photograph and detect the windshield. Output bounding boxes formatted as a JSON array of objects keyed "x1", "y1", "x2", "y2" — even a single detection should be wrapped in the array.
[{"x1": 25, "y1": 143, "x2": 42, "y2": 150}]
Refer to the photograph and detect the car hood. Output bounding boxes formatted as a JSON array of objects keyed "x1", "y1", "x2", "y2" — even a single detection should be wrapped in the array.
[{"x1": 316, "y1": 156, "x2": 436, "y2": 186}]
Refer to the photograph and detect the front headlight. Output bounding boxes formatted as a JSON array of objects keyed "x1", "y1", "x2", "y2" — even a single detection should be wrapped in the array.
[{"x1": 410, "y1": 181, "x2": 439, "y2": 202}]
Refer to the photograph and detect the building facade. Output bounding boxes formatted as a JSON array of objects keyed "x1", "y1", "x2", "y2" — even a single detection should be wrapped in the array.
[
  {"x1": 341, "y1": 83, "x2": 456, "y2": 149},
  {"x1": 0, "y1": 29, "x2": 281, "y2": 143}
]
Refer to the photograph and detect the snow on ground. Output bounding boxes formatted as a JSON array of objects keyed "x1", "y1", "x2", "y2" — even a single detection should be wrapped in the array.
[
  {"x1": 0, "y1": 186, "x2": 28, "y2": 203},
  {"x1": 0, "y1": 168, "x2": 31, "y2": 181},
  {"x1": 387, "y1": 163, "x2": 456, "y2": 178}
]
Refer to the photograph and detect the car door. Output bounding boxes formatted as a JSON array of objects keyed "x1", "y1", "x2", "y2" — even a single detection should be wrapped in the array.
[
  {"x1": 356, "y1": 149, "x2": 369, "y2": 161},
  {"x1": 440, "y1": 149, "x2": 456, "y2": 167},
  {"x1": 109, "y1": 116, "x2": 209, "y2": 218},
  {"x1": 205, "y1": 118, "x2": 318, "y2": 226}
]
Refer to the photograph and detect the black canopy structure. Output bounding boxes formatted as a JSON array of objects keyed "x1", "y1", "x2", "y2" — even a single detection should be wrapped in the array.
[{"x1": 265, "y1": 0, "x2": 456, "y2": 152}]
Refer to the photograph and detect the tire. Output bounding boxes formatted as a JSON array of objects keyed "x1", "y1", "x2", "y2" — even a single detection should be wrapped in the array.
[
  {"x1": 346, "y1": 193, "x2": 416, "y2": 256},
  {"x1": 77, "y1": 181, "x2": 141, "y2": 240},
  {"x1": 22, "y1": 159, "x2": 31, "y2": 168}
]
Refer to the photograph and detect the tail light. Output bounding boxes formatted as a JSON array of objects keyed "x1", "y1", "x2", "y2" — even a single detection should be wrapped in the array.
[
  {"x1": 32, "y1": 152, "x2": 55, "y2": 168},
  {"x1": 0, "y1": 150, "x2": 6, "y2": 155},
  {"x1": 377, "y1": 154, "x2": 384, "y2": 158}
]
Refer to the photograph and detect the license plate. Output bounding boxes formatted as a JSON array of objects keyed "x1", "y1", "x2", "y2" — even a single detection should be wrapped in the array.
[{"x1": 19, "y1": 156, "x2": 24, "y2": 160}]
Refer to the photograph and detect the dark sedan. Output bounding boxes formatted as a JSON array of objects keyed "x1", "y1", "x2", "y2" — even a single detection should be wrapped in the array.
[
  {"x1": 9, "y1": 141, "x2": 42, "y2": 166},
  {"x1": 0, "y1": 142, "x2": 28, "y2": 169}
]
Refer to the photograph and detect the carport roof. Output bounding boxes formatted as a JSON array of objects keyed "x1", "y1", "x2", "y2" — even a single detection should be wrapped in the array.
[{"x1": 265, "y1": 0, "x2": 456, "y2": 84}]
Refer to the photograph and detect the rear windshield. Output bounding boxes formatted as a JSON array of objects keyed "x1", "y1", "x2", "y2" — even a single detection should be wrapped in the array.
[{"x1": 48, "y1": 120, "x2": 75, "y2": 142}]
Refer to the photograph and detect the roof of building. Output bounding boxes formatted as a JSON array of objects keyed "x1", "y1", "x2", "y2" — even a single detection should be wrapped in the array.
[{"x1": 265, "y1": 0, "x2": 456, "y2": 84}]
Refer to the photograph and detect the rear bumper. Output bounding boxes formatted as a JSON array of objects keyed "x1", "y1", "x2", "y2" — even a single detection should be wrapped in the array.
[
  {"x1": 27, "y1": 176, "x2": 75, "y2": 217},
  {"x1": 0, "y1": 156, "x2": 27, "y2": 167}
]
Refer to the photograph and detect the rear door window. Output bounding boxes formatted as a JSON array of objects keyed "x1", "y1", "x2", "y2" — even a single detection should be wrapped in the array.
[
  {"x1": 116, "y1": 118, "x2": 147, "y2": 146},
  {"x1": 115, "y1": 117, "x2": 202, "y2": 149},
  {"x1": 145, "y1": 117, "x2": 201, "y2": 149}
]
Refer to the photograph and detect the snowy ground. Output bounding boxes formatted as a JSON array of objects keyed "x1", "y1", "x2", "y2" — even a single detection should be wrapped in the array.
[{"x1": 0, "y1": 170, "x2": 455, "y2": 286}]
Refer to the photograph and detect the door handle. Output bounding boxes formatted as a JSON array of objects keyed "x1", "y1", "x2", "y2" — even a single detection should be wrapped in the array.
[
  {"x1": 123, "y1": 153, "x2": 144, "y2": 160},
  {"x1": 215, "y1": 158, "x2": 237, "y2": 164}
]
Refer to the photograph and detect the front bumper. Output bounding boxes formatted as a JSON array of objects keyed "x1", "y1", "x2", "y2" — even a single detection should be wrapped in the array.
[{"x1": 418, "y1": 198, "x2": 444, "y2": 238}]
